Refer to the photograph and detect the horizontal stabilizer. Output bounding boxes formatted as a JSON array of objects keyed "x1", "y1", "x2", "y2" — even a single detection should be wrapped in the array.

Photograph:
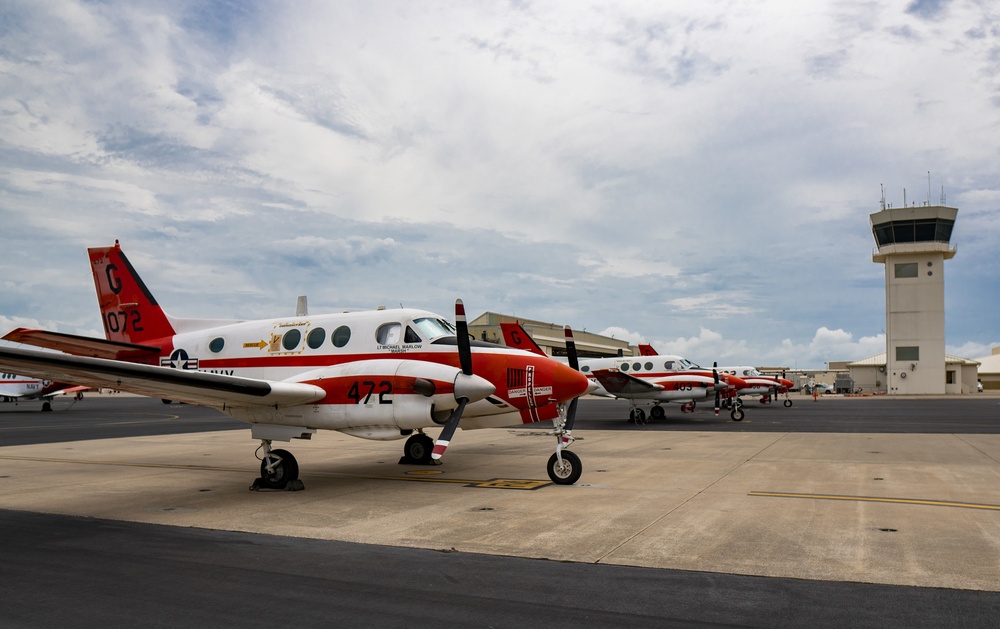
[
  {"x1": 590, "y1": 368, "x2": 664, "y2": 394},
  {"x1": 0, "y1": 346, "x2": 326, "y2": 409},
  {"x1": 2, "y1": 328, "x2": 162, "y2": 360}
]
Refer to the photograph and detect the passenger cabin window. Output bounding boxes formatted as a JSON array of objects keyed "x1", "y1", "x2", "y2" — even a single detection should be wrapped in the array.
[
  {"x1": 307, "y1": 328, "x2": 326, "y2": 349},
  {"x1": 620, "y1": 363, "x2": 629, "y2": 371},
  {"x1": 282, "y1": 329, "x2": 301, "y2": 351},
  {"x1": 331, "y1": 326, "x2": 351, "y2": 348},
  {"x1": 209, "y1": 337, "x2": 225, "y2": 353},
  {"x1": 664, "y1": 361, "x2": 675, "y2": 370},
  {"x1": 633, "y1": 362, "x2": 642, "y2": 371},
  {"x1": 644, "y1": 362, "x2": 653, "y2": 370},
  {"x1": 376, "y1": 323, "x2": 401, "y2": 345}
]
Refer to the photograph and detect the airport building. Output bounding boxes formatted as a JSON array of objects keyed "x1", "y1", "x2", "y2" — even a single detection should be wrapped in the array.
[
  {"x1": 469, "y1": 312, "x2": 632, "y2": 359},
  {"x1": 975, "y1": 346, "x2": 1000, "y2": 390},
  {"x1": 865, "y1": 201, "x2": 979, "y2": 394}
]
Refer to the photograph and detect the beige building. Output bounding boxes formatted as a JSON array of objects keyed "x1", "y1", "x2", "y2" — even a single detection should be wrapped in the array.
[
  {"x1": 847, "y1": 353, "x2": 980, "y2": 395},
  {"x1": 974, "y1": 347, "x2": 1000, "y2": 390},
  {"x1": 469, "y1": 312, "x2": 632, "y2": 359},
  {"x1": 870, "y1": 204, "x2": 975, "y2": 394}
]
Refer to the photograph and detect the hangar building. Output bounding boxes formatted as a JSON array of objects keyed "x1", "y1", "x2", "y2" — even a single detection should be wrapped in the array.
[{"x1": 469, "y1": 312, "x2": 632, "y2": 359}]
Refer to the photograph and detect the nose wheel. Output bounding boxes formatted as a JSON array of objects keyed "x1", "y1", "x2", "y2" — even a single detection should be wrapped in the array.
[{"x1": 547, "y1": 450, "x2": 582, "y2": 485}]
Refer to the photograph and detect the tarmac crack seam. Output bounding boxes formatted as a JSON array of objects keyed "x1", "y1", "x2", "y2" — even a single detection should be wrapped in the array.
[
  {"x1": 593, "y1": 432, "x2": 792, "y2": 565},
  {"x1": 951, "y1": 434, "x2": 1000, "y2": 466}
]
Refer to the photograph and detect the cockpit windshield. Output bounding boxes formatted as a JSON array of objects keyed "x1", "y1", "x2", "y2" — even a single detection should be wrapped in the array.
[
  {"x1": 678, "y1": 358, "x2": 701, "y2": 370},
  {"x1": 412, "y1": 317, "x2": 457, "y2": 341}
]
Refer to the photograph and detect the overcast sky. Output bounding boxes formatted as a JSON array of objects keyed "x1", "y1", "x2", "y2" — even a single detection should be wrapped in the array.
[{"x1": 1, "y1": 0, "x2": 998, "y2": 369}]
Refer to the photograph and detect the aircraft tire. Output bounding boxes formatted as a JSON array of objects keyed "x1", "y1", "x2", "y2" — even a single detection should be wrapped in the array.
[
  {"x1": 42, "y1": 401, "x2": 52, "y2": 412},
  {"x1": 731, "y1": 408, "x2": 745, "y2": 422},
  {"x1": 650, "y1": 405, "x2": 665, "y2": 420},
  {"x1": 784, "y1": 399, "x2": 793, "y2": 407},
  {"x1": 403, "y1": 433, "x2": 434, "y2": 465},
  {"x1": 260, "y1": 449, "x2": 299, "y2": 489},
  {"x1": 547, "y1": 451, "x2": 582, "y2": 485},
  {"x1": 161, "y1": 399, "x2": 172, "y2": 404}
]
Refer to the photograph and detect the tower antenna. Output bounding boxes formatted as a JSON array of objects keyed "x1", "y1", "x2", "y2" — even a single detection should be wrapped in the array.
[{"x1": 927, "y1": 171, "x2": 931, "y2": 206}]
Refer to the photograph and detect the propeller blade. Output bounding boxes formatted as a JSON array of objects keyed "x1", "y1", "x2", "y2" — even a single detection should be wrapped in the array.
[
  {"x1": 563, "y1": 326, "x2": 581, "y2": 431},
  {"x1": 432, "y1": 398, "x2": 468, "y2": 460},
  {"x1": 564, "y1": 326, "x2": 579, "y2": 372},
  {"x1": 455, "y1": 299, "x2": 472, "y2": 376},
  {"x1": 715, "y1": 390, "x2": 721, "y2": 415}
]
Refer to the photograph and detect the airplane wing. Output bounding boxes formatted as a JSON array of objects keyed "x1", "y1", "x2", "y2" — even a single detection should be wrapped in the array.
[
  {"x1": 590, "y1": 368, "x2": 664, "y2": 395},
  {"x1": 0, "y1": 346, "x2": 325, "y2": 409},
  {"x1": 3, "y1": 328, "x2": 162, "y2": 360}
]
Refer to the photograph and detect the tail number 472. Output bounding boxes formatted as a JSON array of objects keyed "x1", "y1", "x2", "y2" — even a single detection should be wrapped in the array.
[{"x1": 348, "y1": 380, "x2": 392, "y2": 405}]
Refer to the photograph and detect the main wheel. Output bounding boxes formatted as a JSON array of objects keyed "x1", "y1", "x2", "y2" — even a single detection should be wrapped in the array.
[
  {"x1": 404, "y1": 433, "x2": 435, "y2": 465},
  {"x1": 650, "y1": 405, "x2": 665, "y2": 420},
  {"x1": 731, "y1": 408, "x2": 745, "y2": 422},
  {"x1": 547, "y1": 451, "x2": 582, "y2": 485},
  {"x1": 784, "y1": 399, "x2": 793, "y2": 407},
  {"x1": 260, "y1": 449, "x2": 299, "y2": 489}
]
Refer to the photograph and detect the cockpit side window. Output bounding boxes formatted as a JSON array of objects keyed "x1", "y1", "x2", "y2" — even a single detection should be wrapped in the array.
[{"x1": 404, "y1": 326, "x2": 421, "y2": 343}]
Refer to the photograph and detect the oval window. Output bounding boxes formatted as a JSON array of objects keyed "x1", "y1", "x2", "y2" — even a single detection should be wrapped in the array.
[
  {"x1": 644, "y1": 362, "x2": 653, "y2": 371},
  {"x1": 581, "y1": 365, "x2": 590, "y2": 373},
  {"x1": 620, "y1": 363, "x2": 629, "y2": 371},
  {"x1": 307, "y1": 327, "x2": 326, "y2": 349},
  {"x1": 332, "y1": 326, "x2": 351, "y2": 348},
  {"x1": 633, "y1": 362, "x2": 641, "y2": 371},
  {"x1": 282, "y1": 329, "x2": 302, "y2": 351},
  {"x1": 209, "y1": 337, "x2": 225, "y2": 353}
]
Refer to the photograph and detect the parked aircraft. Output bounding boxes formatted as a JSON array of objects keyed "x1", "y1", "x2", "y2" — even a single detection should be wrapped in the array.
[
  {"x1": 499, "y1": 323, "x2": 748, "y2": 422},
  {"x1": 0, "y1": 242, "x2": 593, "y2": 489},
  {"x1": 717, "y1": 366, "x2": 796, "y2": 408},
  {"x1": 0, "y1": 372, "x2": 86, "y2": 411},
  {"x1": 637, "y1": 345, "x2": 795, "y2": 410}
]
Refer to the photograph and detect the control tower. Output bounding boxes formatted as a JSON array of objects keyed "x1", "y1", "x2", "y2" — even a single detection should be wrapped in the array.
[{"x1": 870, "y1": 203, "x2": 957, "y2": 394}]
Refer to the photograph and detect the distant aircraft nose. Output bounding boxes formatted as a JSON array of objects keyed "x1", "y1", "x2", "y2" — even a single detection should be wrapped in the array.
[{"x1": 550, "y1": 360, "x2": 592, "y2": 402}]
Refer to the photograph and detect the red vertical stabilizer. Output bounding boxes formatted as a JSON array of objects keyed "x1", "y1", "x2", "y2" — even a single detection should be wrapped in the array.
[{"x1": 88, "y1": 241, "x2": 176, "y2": 344}]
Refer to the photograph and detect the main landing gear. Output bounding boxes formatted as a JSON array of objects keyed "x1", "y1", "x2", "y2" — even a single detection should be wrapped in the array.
[
  {"x1": 251, "y1": 440, "x2": 303, "y2": 491},
  {"x1": 400, "y1": 431, "x2": 437, "y2": 466}
]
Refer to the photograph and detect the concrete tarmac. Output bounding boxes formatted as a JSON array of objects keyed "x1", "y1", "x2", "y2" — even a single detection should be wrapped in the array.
[{"x1": 3, "y1": 396, "x2": 1000, "y2": 592}]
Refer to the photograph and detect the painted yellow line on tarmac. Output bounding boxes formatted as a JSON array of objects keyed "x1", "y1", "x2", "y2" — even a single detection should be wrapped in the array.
[
  {"x1": 0, "y1": 454, "x2": 549, "y2": 490},
  {"x1": 749, "y1": 490, "x2": 1000, "y2": 511}
]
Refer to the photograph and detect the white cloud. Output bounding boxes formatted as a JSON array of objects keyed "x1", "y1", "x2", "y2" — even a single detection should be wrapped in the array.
[{"x1": 1, "y1": 1, "x2": 998, "y2": 369}]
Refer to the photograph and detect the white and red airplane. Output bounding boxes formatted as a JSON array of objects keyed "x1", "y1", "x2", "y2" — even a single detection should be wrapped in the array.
[
  {"x1": 640, "y1": 346, "x2": 796, "y2": 410},
  {"x1": 499, "y1": 323, "x2": 748, "y2": 423},
  {"x1": 717, "y1": 366, "x2": 796, "y2": 408},
  {"x1": 0, "y1": 372, "x2": 87, "y2": 411},
  {"x1": 0, "y1": 242, "x2": 593, "y2": 489}
]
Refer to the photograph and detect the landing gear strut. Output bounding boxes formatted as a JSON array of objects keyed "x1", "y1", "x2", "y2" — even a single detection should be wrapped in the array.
[
  {"x1": 547, "y1": 402, "x2": 582, "y2": 485},
  {"x1": 251, "y1": 440, "x2": 303, "y2": 491}
]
